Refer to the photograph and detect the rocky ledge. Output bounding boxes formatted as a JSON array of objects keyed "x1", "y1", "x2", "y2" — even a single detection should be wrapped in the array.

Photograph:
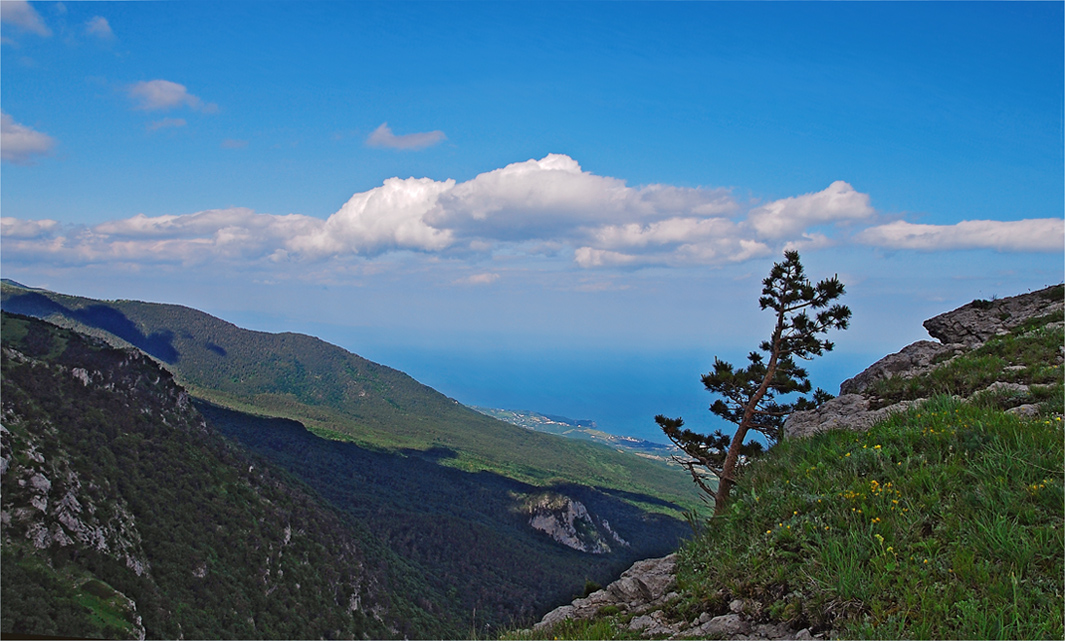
[
  {"x1": 531, "y1": 554, "x2": 822, "y2": 640},
  {"x1": 785, "y1": 285, "x2": 1063, "y2": 439}
]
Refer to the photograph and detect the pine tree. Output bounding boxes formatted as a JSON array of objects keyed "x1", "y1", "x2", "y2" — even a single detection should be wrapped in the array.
[{"x1": 657, "y1": 250, "x2": 850, "y2": 515}]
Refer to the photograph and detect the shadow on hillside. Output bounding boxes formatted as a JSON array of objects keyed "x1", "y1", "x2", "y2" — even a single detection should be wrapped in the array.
[
  {"x1": 193, "y1": 399, "x2": 689, "y2": 627},
  {"x1": 1, "y1": 291, "x2": 180, "y2": 364}
]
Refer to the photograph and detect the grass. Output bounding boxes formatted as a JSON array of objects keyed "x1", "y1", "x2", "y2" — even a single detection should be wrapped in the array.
[
  {"x1": 513, "y1": 302, "x2": 1063, "y2": 641},
  {"x1": 501, "y1": 616, "x2": 644, "y2": 640},
  {"x1": 869, "y1": 312, "x2": 1064, "y2": 411},
  {"x1": 520, "y1": 398, "x2": 1063, "y2": 640},
  {"x1": 674, "y1": 397, "x2": 1063, "y2": 639}
]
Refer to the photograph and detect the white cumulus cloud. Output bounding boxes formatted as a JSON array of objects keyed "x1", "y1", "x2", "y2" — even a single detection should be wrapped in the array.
[
  {"x1": 1, "y1": 0, "x2": 51, "y2": 37},
  {"x1": 1, "y1": 217, "x2": 58, "y2": 238},
  {"x1": 366, "y1": 122, "x2": 446, "y2": 150},
  {"x1": 290, "y1": 177, "x2": 456, "y2": 256},
  {"x1": 1, "y1": 111, "x2": 56, "y2": 164},
  {"x1": 855, "y1": 219, "x2": 1065, "y2": 252},
  {"x1": 428, "y1": 154, "x2": 736, "y2": 242},
  {"x1": 3, "y1": 153, "x2": 1055, "y2": 275},
  {"x1": 748, "y1": 180, "x2": 874, "y2": 239}
]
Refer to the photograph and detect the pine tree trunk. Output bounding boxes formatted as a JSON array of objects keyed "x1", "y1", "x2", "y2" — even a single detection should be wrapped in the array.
[{"x1": 712, "y1": 308, "x2": 786, "y2": 516}]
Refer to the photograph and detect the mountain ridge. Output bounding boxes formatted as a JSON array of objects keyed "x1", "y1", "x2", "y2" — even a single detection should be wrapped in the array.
[{"x1": 0, "y1": 280, "x2": 700, "y2": 513}]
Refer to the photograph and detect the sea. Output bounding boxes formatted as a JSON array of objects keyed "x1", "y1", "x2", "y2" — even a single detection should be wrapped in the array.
[{"x1": 344, "y1": 341, "x2": 877, "y2": 446}]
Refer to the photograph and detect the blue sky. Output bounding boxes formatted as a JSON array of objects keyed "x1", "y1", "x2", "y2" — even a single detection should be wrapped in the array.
[{"x1": 2, "y1": 1, "x2": 1063, "y2": 442}]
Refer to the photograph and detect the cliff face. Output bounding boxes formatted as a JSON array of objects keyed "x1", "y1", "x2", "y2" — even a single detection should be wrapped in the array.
[
  {"x1": 522, "y1": 492, "x2": 630, "y2": 554},
  {"x1": 785, "y1": 285, "x2": 1064, "y2": 439}
]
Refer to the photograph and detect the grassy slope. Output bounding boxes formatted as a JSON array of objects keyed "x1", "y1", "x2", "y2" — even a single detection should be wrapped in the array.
[
  {"x1": 517, "y1": 310, "x2": 1064, "y2": 640},
  {"x1": 0, "y1": 282, "x2": 700, "y2": 513},
  {"x1": 674, "y1": 399, "x2": 1063, "y2": 639}
]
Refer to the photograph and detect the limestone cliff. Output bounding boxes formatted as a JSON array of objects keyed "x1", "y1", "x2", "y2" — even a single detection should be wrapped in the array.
[{"x1": 520, "y1": 491, "x2": 630, "y2": 554}]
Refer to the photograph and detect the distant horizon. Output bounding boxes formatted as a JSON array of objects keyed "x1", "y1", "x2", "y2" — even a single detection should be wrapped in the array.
[
  {"x1": 2, "y1": 1, "x2": 1062, "y2": 444},
  {"x1": 9, "y1": 277, "x2": 1055, "y2": 448}
]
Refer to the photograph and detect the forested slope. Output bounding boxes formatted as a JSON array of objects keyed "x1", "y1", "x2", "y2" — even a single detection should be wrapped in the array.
[
  {"x1": 1, "y1": 312, "x2": 455, "y2": 639},
  {"x1": 1, "y1": 310, "x2": 692, "y2": 636}
]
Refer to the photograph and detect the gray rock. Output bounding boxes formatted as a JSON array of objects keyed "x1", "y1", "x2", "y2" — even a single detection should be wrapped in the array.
[
  {"x1": 980, "y1": 381, "x2": 1030, "y2": 396},
  {"x1": 704, "y1": 613, "x2": 750, "y2": 637},
  {"x1": 840, "y1": 341, "x2": 960, "y2": 395},
  {"x1": 533, "y1": 604, "x2": 575, "y2": 630},
  {"x1": 729, "y1": 598, "x2": 745, "y2": 614},
  {"x1": 1006, "y1": 404, "x2": 1041, "y2": 418},
  {"x1": 923, "y1": 285, "x2": 1063, "y2": 347},
  {"x1": 628, "y1": 615, "x2": 656, "y2": 631},
  {"x1": 785, "y1": 395, "x2": 917, "y2": 439},
  {"x1": 751, "y1": 622, "x2": 797, "y2": 639},
  {"x1": 532, "y1": 553, "x2": 678, "y2": 632},
  {"x1": 29, "y1": 472, "x2": 51, "y2": 493}
]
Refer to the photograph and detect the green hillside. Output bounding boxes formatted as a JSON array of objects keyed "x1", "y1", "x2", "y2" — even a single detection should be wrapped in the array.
[
  {"x1": 0, "y1": 280, "x2": 700, "y2": 514},
  {"x1": 517, "y1": 300, "x2": 1064, "y2": 640},
  {"x1": 1, "y1": 312, "x2": 455, "y2": 639}
]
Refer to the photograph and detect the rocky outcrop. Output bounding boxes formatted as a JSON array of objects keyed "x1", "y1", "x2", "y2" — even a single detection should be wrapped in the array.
[
  {"x1": 785, "y1": 284, "x2": 1064, "y2": 439},
  {"x1": 923, "y1": 286, "x2": 1064, "y2": 347},
  {"x1": 783, "y1": 394, "x2": 921, "y2": 440},
  {"x1": 838, "y1": 341, "x2": 964, "y2": 396},
  {"x1": 522, "y1": 492, "x2": 629, "y2": 554},
  {"x1": 535, "y1": 554, "x2": 677, "y2": 630},
  {"x1": 1, "y1": 415, "x2": 150, "y2": 576},
  {"x1": 531, "y1": 554, "x2": 822, "y2": 640}
]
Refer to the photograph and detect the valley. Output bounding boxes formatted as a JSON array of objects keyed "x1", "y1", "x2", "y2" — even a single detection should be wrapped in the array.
[{"x1": 0, "y1": 281, "x2": 700, "y2": 638}]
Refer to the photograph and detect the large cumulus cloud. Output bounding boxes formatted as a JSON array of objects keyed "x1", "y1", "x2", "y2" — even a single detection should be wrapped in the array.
[{"x1": 3, "y1": 154, "x2": 1061, "y2": 272}]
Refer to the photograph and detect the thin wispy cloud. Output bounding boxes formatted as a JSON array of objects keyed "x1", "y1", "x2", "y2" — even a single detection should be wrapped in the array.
[
  {"x1": 127, "y1": 80, "x2": 216, "y2": 113},
  {"x1": 84, "y1": 16, "x2": 114, "y2": 40},
  {"x1": 1, "y1": 111, "x2": 56, "y2": 164},
  {"x1": 856, "y1": 219, "x2": 1065, "y2": 252},
  {"x1": 0, "y1": 0, "x2": 51, "y2": 37},
  {"x1": 366, "y1": 122, "x2": 446, "y2": 150},
  {"x1": 2, "y1": 154, "x2": 1061, "y2": 271},
  {"x1": 221, "y1": 138, "x2": 249, "y2": 149},
  {"x1": 147, "y1": 118, "x2": 186, "y2": 131},
  {"x1": 454, "y1": 273, "x2": 500, "y2": 286}
]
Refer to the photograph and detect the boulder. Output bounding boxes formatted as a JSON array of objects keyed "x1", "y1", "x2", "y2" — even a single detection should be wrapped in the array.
[
  {"x1": 839, "y1": 341, "x2": 962, "y2": 395},
  {"x1": 703, "y1": 613, "x2": 750, "y2": 637},
  {"x1": 785, "y1": 395, "x2": 917, "y2": 439},
  {"x1": 533, "y1": 605, "x2": 575, "y2": 630}
]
